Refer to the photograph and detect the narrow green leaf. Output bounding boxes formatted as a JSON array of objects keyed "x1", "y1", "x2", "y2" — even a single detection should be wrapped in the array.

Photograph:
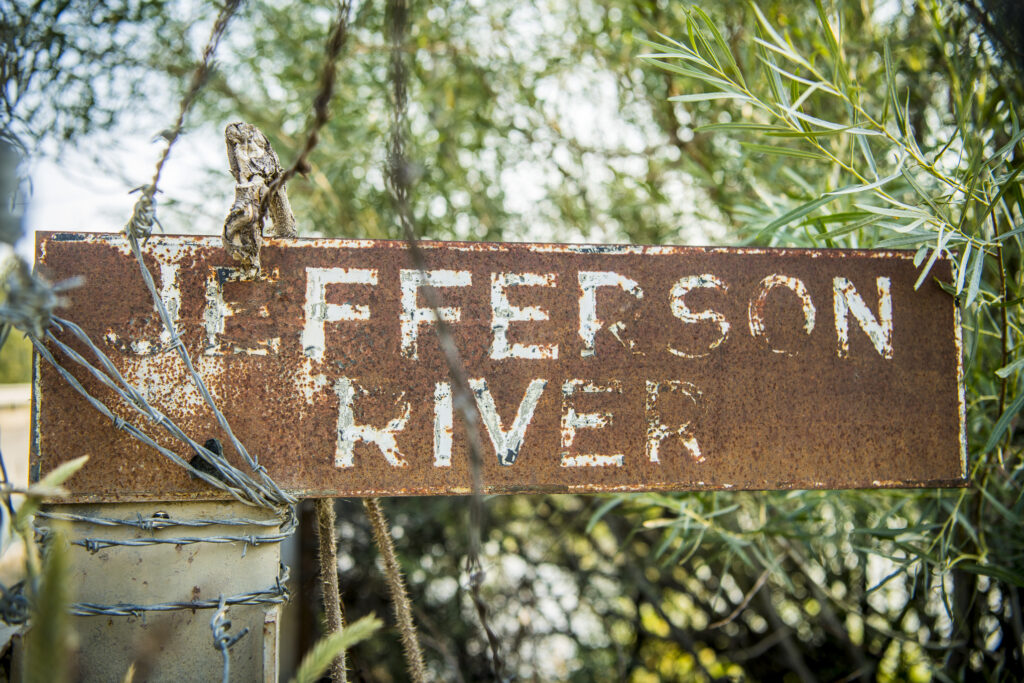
[
  {"x1": 914, "y1": 245, "x2": 940, "y2": 290},
  {"x1": 756, "y1": 194, "x2": 836, "y2": 239},
  {"x1": 38, "y1": 455, "x2": 90, "y2": 489},
  {"x1": 26, "y1": 527, "x2": 72, "y2": 683},
  {"x1": 883, "y1": 41, "x2": 907, "y2": 134},
  {"x1": 984, "y1": 127, "x2": 1024, "y2": 166},
  {"x1": 855, "y1": 203, "x2": 929, "y2": 220},
  {"x1": 955, "y1": 241, "x2": 972, "y2": 294},
  {"x1": 995, "y1": 357, "x2": 1024, "y2": 379},
  {"x1": 856, "y1": 133, "x2": 879, "y2": 178},
  {"x1": 289, "y1": 615, "x2": 382, "y2": 683},
  {"x1": 751, "y1": 34, "x2": 813, "y2": 72},
  {"x1": 984, "y1": 390, "x2": 1024, "y2": 452},
  {"x1": 668, "y1": 92, "x2": 752, "y2": 103},
  {"x1": 965, "y1": 245, "x2": 986, "y2": 308},
  {"x1": 876, "y1": 232, "x2": 933, "y2": 248},
  {"x1": 995, "y1": 223, "x2": 1024, "y2": 242},
  {"x1": 741, "y1": 142, "x2": 825, "y2": 159},
  {"x1": 827, "y1": 170, "x2": 903, "y2": 197},
  {"x1": 586, "y1": 497, "x2": 623, "y2": 534},
  {"x1": 695, "y1": 122, "x2": 790, "y2": 134},
  {"x1": 694, "y1": 7, "x2": 744, "y2": 85}
]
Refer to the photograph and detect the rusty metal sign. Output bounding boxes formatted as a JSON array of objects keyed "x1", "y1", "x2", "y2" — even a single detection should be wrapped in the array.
[{"x1": 31, "y1": 232, "x2": 966, "y2": 502}]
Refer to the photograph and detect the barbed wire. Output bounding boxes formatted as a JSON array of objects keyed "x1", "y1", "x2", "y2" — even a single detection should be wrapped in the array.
[
  {"x1": 126, "y1": 0, "x2": 242, "y2": 244},
  {"x1": 69, "y1": 562, "x2": 290, "y2": 618},
  {"x1": 383, "y1": 0, "x2": 505, "y2": 677},
  {"x1": 0, "y1": 3, "x2": 297, "y2": 677},
  {"x1": 35, "y1": 507, "x2": 296, "y2": 555},
  {"x1": 211, "y1": 594, "x2": 251, "y2": 683}
]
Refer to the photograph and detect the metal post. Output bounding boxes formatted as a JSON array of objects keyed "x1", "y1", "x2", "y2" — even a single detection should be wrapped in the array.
[{"x1": 28, "y1": 501, "x2": 283, "y2": 682}]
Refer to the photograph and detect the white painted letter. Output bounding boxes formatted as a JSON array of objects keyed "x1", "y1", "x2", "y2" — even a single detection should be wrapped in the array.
[
  {"x1": 333, "y1": 377, "x2": 409, "y2": 468},
  {"x1": 433, "y1": 382, "x2": 453, "y2": 467},
  {"x1": 560, "y1": 380, "x2": 623, "y2": 467},
  {"x1": 400, "y1": 269, "x2": 472, "y2": 360},
  {"x1": 747, "y1": 274, "x2": 816, "y2": 356},
  {"x1": 302, "y1": 267, "x2": 378, "y2": 361},
  {"x1": 645, "y1": 380, "x2": 704, "y2": 463},
  {"x1": 833, "y1": 276, "x2": 893, "y2": 359},
  {"x1": 470, "y1": 378, "x2": 547, "y2": 465},
  {"x1": 667, "y1": 274, "x2": 730, "y2": 358},
  {"x1": 577, "y1": 271, "x2": 644, "y2": 357},
  {"x1": 490, "y1": 273, "x2": 558, "y2": 360}
]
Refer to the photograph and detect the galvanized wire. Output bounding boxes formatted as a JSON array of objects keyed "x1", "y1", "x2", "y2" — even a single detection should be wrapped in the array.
[
  {"x1": 35, "y1": 507, "x2": 296, "y2": 555},
  {"x1": 69, "y1": 563, "x2": 290, "y2": 617},
  {"x1": 211, "y1": 594, "x2": 251, "y2": 683},
  {"x1": 126, "y1": 0, "x2": 242, "y2": 243}
]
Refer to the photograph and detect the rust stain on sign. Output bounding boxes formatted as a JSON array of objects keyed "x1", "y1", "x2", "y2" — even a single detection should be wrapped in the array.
[{"x1": 31, "y1": 233, "x2": 966, "y2": 502}]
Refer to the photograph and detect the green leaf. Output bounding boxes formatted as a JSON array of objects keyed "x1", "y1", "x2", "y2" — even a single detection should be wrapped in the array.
[
  {"x1": 955, "y1": 241, "x2": 972, "y2": 294},
  {"x1": 983, "y1": 390, "x2": 1024, "y2": 453},
  {"x1": 826, "y1": 169, "x2": 903, "y2": 197},
  {"x1": 755, "y1": 194, "x2": 836, "y2": 240},
  {"x1": 964, "y1": 245, "x2": 986, "y2": 308},
  {"x1": 586, "y1": 497, "x2": 623, "y2": 534},
  {"x1": 995, "y1": 223, "x2": 1024, "y2": 242},
  {"x1": 854, "y1": 202, "x2": 929, "y2": 220},
  {"x1": 695, "y1": 122, "x2": 790, "y2": 134},
  {"x1": 26, "y1": 527, "x2": 72, "y2": 683},
  {"x1": 668, "y1": 91, "x2": 752, "y2": 103},
  {"x1": 740, "y1": 142, "x2": 825, "y2": 160},
  {"x1": 289, "y1": 615, "x2": 382, "y2": 683},
  {"x1": 995, "y1": 357, "x2": 1024, "y2": 379},
  {"x1": 38, "y1": 455, "x2": 90, "y2": 489}
]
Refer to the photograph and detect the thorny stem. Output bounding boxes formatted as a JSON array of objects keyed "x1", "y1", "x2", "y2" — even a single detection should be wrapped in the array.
[
  {"x1": 315, "y1": 499, "x2": 347, "y2": 683},
  {"x1": 363, "y1": 498, "x2": 426, "y2": 683},
  {"x1": 260, "y1": 0, "x2": 352, "y2": 228}
]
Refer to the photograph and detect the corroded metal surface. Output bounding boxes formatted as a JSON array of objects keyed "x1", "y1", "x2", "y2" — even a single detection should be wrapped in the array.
[{"x1": 32, "y1": 232, "x2": 966, "y2": 502}]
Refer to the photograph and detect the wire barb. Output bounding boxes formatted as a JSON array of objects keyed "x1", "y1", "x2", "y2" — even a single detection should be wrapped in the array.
[{"x1": 211, "y1": 594, "x2": 251, "y2": 683}]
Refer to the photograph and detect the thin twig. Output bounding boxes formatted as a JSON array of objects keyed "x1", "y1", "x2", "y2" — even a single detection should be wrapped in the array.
[
  {"x1": 315, "y1": 499, "x2": 348, "y2": 683},
  {"x1": 708, "y1": 568, "x2": 770, "y2": 629},
  {"x1": 363, "y1": 498, "x2": 426, "y2": 682}
]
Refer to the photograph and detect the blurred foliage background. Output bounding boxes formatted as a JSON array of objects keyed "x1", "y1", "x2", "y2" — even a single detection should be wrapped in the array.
[{"x1": 2, "y1": 0, "x2": 1022, "y2": 680}]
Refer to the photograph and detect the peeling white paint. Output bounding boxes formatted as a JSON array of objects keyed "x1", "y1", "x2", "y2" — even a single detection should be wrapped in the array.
[
  {"x1": 469, "y1": 377, "x2": 546, "y2": 465},
  {"x1": 833, "y1": 277, "x2": 893, "y2": 359},
  {"x1": 560, "y1": 379, "x2": 623, "y2": 467},
  {"x1": 433, "y1": 382, "x2": 453, "y2": 467},
  {"x1": 292, "y1": 357, "x2": 328, "y2": 406},
  {"x1": 645, "y1": 380, "x2": 704, "y2": 463},
  {"x1": 577, "y1": 271, "x2": 643, "y2": 358},
  {"x1": 490, "y1": 273, "x2": 558, "y2": 360},
  {"x1": 399, "y1": 269, "x2": 471, "y2": 359},
  {"x1": 333, "y1": 377, "x2": 409, "y2": 468},
  {"x1": 748, "y1": 274, "x2": 816, "y2": 355},
  {"x1": 301, "y1": 268, "x2": 378, "y2": 361},
  {"x1": 667, "y1": 274, "x2": 730, "y2": 358}
]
